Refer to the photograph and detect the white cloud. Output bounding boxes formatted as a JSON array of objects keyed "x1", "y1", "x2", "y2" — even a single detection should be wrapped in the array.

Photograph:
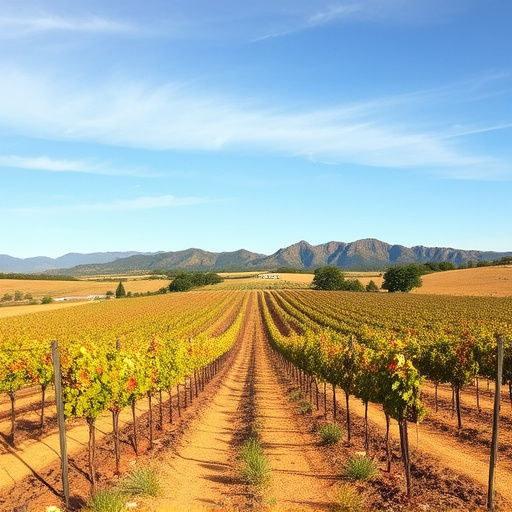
[
  {"x1": 0, "y1": 15, "x2": 133, "y2": 37},
  {"x1": 251, "y1": 0, "x2": 463, "y2": 41},
  {"x1": 6, "y1": 195, "x2": 210, "y2": 215},
  {"x1": 443, "y1": 123, "x2": 512, "y2": 139},
  {"x1": 0, "y1": 155, "x2": 160, "y2": 177},
  {"x1": 0, "y1": 69, "x2": 509, "y2": 181}
]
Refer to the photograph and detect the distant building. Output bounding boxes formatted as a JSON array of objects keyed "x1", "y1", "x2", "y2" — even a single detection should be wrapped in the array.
[
  {"x1": 257, "y1": 273, "x2": 280, "y2": 280},
  {"x1": 54, "y1": 294, "x2": 109, "y2": 302}
]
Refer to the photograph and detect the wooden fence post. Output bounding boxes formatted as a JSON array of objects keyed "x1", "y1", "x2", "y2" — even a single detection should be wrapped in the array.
[
  {"x1": 51, "y1": 340, "x2": 70, "y2": 509},
  {"x1": 487, "y1": 335, "x2": 504, "y2": 511}
]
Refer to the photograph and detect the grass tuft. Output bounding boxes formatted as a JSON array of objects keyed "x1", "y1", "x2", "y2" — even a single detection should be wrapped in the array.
[
  {"x1": 239, "y1": 438, "x2": 271, "y2": 489},
  {"x1": 288, "y1": 389, "x2": 304, "y2": 402},
  {"x1": 298, "y1": 400, "x2": 313, "y2": 414},
  {"x1": 85, "y1": 487, "x2": 125, "y2": 512},
  {"x1": 318, "y1": 422, "x2": 344, "y2": 445},
  {"x1": 118, "y1": 465, "x2": 162, "y2": 497},
  {"x1": 345, "y1": 455, "x2": 378, "y2": 481},
  {"x1": 333, "y1": 483, "x2": 364, "y2": 512}
]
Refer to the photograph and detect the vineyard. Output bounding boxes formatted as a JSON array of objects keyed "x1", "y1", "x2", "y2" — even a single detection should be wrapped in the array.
[{"x1": 0, "y1": 289, "x2": 511, "y2": 511}]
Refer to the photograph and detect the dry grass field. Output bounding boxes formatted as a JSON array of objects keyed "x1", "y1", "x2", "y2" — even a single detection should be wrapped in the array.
[
  {"x1": 220, "y1": 267, "x2": 512, "y2": 297},
  {"x1": 0, "y1": 276, "x2": 169, "y2": 301},
  {"x1": 413, "y1": 265, "x2": 512, "y2": 297}
]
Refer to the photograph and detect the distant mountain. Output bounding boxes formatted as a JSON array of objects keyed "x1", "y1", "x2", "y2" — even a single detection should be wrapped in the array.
[
  {"x1": 1, "y1": 240, "x2": 510, "y2": 275},
  {"x1": 0, "y1": 251, "x2": 148, "y2": 273},
  {"x1": 49, "y1": 248, "x2": 268, "y2": 275},
  {"x1": 256, "y1": 239, "x2": 512, "y2": 270}
]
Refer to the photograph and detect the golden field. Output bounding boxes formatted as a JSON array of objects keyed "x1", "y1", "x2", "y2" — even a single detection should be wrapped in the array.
[
  {"x1": 0, "y1": 266, "x2": 510, "y2": 320},
  {"x1": 219, "y1": 267, "x2": 512, "y2": 297},
  {"x1": 413, "y1": 265, "x2": 512, "y2": 297},
  {"x1": 0, "y1": 276, "x2": 169, "y2": 300}
]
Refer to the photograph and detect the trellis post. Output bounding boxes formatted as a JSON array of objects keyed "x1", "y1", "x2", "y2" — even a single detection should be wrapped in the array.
[
  {"x1": 487, "y1": 335, "x2": 503, "y2": 511},
  {"x1": 51, "y1": 340, "x2": 70, "y2": 509}
]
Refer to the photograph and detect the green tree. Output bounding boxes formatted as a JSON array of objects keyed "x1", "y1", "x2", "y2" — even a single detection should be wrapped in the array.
[
  {"x1": 14, "y1": 290, "x2": 23, "y2": 301},
  {"x1": 341, "y1": 279, "x2": 365, "y2": 292},
  {"x1": 169, "y1": 273, "x2": 194, "y2": 292},
  {"x1": 382, "y1": 265, "x2": 423, "y2": 293},
  {"x1": 169, "y1": 272, "x2": 223, "y2": 292},
  {"x1": 365, "y1": 280, "x2": 380, "y2": 292},
  {"x1": 115, "y1": 281, "x2": 126, "y2": 298},
  {"x1": 312, "y1": 266, "x2": 345, "y2": 290},
  {"x1": 1, "y1": 293, "x2": 13, "y2": 302}
]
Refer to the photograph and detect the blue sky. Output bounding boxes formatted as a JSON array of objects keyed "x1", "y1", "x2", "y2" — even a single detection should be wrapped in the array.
[{"x1": 1, "y1": 0, "x2": 511, "y2": 259}]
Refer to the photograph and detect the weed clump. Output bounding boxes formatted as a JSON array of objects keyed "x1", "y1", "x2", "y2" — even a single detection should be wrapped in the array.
[
  {"x1": 318, "y1": 423, "x2": 344, "y2": 445},
  {"x1": 334, "y1": 483, "x2": 364, "y2": 512},
  {"x1": 85, "y1": 488, "x2": 125, "y2": 512},
  {"x1": 298, "y1": 400, "x2": 313, "y2": 414},
  {"x1": 345, "y1": 455, "x2": 378, "y2": 481},
  {"x1": 239, "y1": 438, "x2": 271, "y2": 489},
  {"x1": 118, "y1": 465, "x2": 162, "y2": 497},
  {"x1": 289, "y1": 389, "x2": 304, "y2": 402}
]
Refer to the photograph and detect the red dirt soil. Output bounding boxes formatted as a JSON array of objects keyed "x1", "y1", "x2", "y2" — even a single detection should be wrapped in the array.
[{"x1": 1, "y1": 291, "x2": 511, "y2": 511}]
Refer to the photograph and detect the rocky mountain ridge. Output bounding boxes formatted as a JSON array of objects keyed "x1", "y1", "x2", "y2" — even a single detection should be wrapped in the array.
[{"x1": 2, "y1": 239, "x2": 510, "y2": 275}]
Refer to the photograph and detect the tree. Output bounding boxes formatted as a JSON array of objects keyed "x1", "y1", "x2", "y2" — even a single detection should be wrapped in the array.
[
  {"x1": 312, "y1": 266, "x2": 345, "y2": 290},
  {"x1": 169, "y1": 272, "x2": 223, "y2": 292},
  {"x1": 382, "y1": 264, "x2": 422, "y2": 293},
  {"x1": 341, "y1": 279, "x2": 365, "y2": 292},
  {"x1": 366, "y1": 280, "x2": 380, "y2": 292},
  {"x1": 115, "y1": 281, "x2": 126, "y2": 298}
]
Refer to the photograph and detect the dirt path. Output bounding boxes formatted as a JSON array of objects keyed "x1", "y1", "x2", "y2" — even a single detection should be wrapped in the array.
[
  {"x1": 253, "y1": 298, "x2": 338, "y2": 510},
  {"x1": 146, "y1": 293, "x2": 338, "y2": 511},
  {"x1": 150, "y1": 301, "x2": 254, "y2": 511}
]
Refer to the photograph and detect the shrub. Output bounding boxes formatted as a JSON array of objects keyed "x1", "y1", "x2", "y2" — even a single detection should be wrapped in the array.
[
  {"x1": 85, "y1": 488, "x2": 125, "y2": 512},
  {"x1": 334, "y1": 483, "x2": 364, "y2": 512},
  {"x1": 365, "y1": 280, "x2": 380, "y2": 292},
  {"x1": 298, "y1": 400, "x2": 313, "y2": 414},
  {"x1": 345, "y1": 455, "x2": 378, "y2": 480},
  {"x1": 318, "y1": 423, "x2": 343, "y2": 445},
  {"x1": 118, "y1": 465, "x2": 162, "y2": 497},
  {"x1": 239, "y1": 438, "x2": 270, "y2": 489},
  {"x1": 288, "y1": 389, "x2": 303, "y2": 402},
  {"x1": 41, "y1": 295, "x2": 53, "y2": 304}
]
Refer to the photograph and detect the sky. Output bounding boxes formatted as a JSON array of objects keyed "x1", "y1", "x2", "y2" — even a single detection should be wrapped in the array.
[{"x1": 0, "y1": 0, "x2": 511, "y2": 259}]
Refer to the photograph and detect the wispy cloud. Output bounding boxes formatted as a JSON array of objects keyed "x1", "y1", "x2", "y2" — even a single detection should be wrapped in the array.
[
  {"x1": 6, "y1": 195, "x2": 211, "y2": 215},
  {"x1": 252, "y1": 4, "x2": 362, "y2": 42},
  {"x1": 0, "y1": 15, "x2": 133, "y2": 37},
  {"x1": 0, "y1": 155, "x2": 160, "y2": 177},
  {"x1": 0, "y1": 69, "x2": 509, "y2": 181},
  {"x1": 251, "y1": 0, "x2": 452, "y2": 42},
  {"x1": 443, "y1": 123, "x2": 512, "y2": 139},
  {"x1": 308, "y1": 4, "x2": 363, "y2": 27}
]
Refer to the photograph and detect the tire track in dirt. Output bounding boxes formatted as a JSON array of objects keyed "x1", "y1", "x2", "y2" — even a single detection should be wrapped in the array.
[{"x1": 253, "y1": 295, "x2": 339, "y2": 511}]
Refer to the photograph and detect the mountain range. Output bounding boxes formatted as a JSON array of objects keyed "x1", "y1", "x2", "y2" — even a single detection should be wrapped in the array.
[{"x1": 1, "y1": 239, "x2": 511, "y2": 275}]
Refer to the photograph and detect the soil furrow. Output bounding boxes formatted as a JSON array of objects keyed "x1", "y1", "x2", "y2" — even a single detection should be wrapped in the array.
[{"x1": 252, "y1": 296, "x2": 338, "y2": 510}]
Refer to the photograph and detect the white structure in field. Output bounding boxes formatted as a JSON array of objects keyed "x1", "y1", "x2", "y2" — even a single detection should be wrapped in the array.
[{"x1": 257, "y1": 273, "x2": 280, "y2": 279}]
